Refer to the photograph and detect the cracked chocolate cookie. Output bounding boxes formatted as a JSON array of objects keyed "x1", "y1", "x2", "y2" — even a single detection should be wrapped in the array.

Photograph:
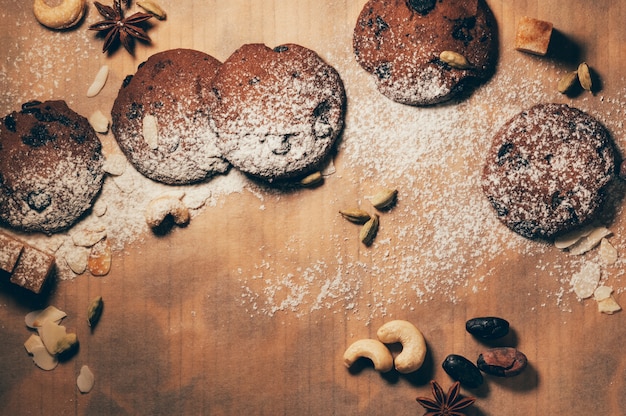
[
  {"x1": 0, "y1": 100, "x2": 104, "y2": 234},
  {"x1": 111, "y1": 48, "x2": 229, "y2": 185},
  {"x1": 209, "y1": 43, "x2": 346, "y2": 181},
  {"x1": 353, "y1": 0, "x2": 497, "y2": 105},
  {"x1": 482, "y1": 103, "x2": 617, "y2": 239}
]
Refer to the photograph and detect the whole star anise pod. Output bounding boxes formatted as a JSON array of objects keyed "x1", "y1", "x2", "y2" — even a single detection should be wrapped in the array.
[
  {"x1": 89, "y1": 0, "x2": 152, "y2": 54},
  {"x1": 416, "y1": 380, "x2": 476, "y2": 416}
]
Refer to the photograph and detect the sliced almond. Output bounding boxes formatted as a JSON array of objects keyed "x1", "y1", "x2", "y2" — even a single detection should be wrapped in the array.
[
  {"x1": 598, "y1": 238, "x2": 618, "y2": 265},
  {"x1": 593, "y1": 285, "x2": 613, "y2": 302},
  {"x1": 102, "y1": 154, "x2": 128, "y2": 176},
  {"x1": 65, "y1": 246, "x2": 90, "y2": 275},
  {"x1": 38, "y1": 320, "x2": 76, "y2": 355},
  {"x1": 77, "y1": 365, "x2": 95, "y2": 393},
  {"x1": 143, "y1": 114, "x2": 159, "y2": 150},
  {"x1": 87, "y1": 65, "x2": 109, "y2": 98},
  {"x1": 571, "y1": 262, "x2": 601, "y2": 299},
  {"x1": 25, "y1": 306, "x2": 67, "y2": 329},
  {"x1": 568, "y1": 227, "x2": 612, "y2": 256},
  {"x1": 29, "y1": 345, "x2": 59, "y2": 371},
  {"x1": 88, "y1": 110, "x2": 110, "y2": 134},
  {"x1": 88, "y1": 238, "x2": 112, "y2": 277},
  {"x1": 439, "y1": 50, "x2": 471, "y2": 69},
  {"x1": 554, "y1": 224, "x2": 595, "y2": 249},
  {"x1": 72, "y1": 226, "x2": 107, "y2": 247},
  {"x1": 597, "y1": 296, "x2": 622, "y2": 315},
  {"x1": 24, "y1": 334, "x2": 45, "y2": 353}
]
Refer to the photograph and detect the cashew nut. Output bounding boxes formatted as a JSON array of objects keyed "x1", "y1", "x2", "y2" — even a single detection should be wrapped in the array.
[
  {"x1": 145, "y1": 195, "x2": 190, "y2": 228},
  {"x1": 377, "y1": 320, "x2": 426, "y2": 374},
  {"x1": 343, "y1": 338, "x2": 393, "y2": 373},
  {"x1": 33, "y1": 0, "x2": 86, "y2": 30}
]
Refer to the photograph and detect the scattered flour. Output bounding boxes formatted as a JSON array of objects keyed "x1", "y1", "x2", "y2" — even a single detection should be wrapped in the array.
[{"x1": 1, "y1": 7, "x2": 625, "y2": 322}]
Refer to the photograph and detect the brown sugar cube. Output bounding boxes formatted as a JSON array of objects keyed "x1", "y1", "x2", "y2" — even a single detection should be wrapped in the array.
[
  {"x1": 0, "y1": 232, "x2": 24, "y2": 273},
  {"x1": 515, "y1": 16, "x2": 554, "y2": 56},
  {"x1": 10, "y1": 244, "x2": 55, "y2": 294}
]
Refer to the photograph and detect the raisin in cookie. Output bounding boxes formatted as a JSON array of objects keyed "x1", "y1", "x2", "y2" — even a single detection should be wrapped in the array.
[
  {"x1": 0, "y1": 100, "x2": 104, "y2": 234},
  {"x1": 209, "y1": 43, "x2": 346, "y2": 181},
  {"x1": 111, "y1": 48, "x2": 229, "y2": 185},
  {"x1": 482, "y1": 103, "x2": 617, "y2": 239},
  {"x1": 353, "y1": 0, "x2": 497, "y2": 106}
]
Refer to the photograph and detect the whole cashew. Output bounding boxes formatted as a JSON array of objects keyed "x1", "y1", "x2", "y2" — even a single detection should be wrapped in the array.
[
  {"x1": 33, "y1": 0, "x2": 86, "y2": 29},
  {"x1": 377, "y1": 320, "x2": 427, "y2": 374},
  {"x1": 145, "y1": 195, "x2": 190, "y2": 228},
  {"x1": 343, "y1": 339, "x2": 393, "y2": 373}
]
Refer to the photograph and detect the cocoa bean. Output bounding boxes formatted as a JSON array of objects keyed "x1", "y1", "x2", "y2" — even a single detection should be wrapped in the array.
[
  {"x1": 477, "y1": 347, "x2": 527, "y2": 377},
  {"x1": 442, "y1": 354, "x2": 483, "y2": 388},
  {"x1": 465, "y1": 316, "x2": 509, "y2": 339}
]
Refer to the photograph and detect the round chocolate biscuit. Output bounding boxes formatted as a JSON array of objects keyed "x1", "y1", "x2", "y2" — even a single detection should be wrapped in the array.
[
  {"x1": 0, "y1": 100, "x2": 105, "y2": 234},
  {"x1": 482, "y1": 103, "x2": 617, "y2": 239},
  {"x1": 353, "y1": 0, "x2": 497, "y2": 106},
  {"x1": 111, "y1": 48, "x2": 229, "y2": 185},
  {"x1": 209, "y1": 43, "x2": 346, "y2": 181}
]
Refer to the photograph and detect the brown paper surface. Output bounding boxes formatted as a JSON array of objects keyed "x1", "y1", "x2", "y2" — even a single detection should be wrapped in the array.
[{"x1": 1, "y1": 1, "x2": 626, "y2": 414}]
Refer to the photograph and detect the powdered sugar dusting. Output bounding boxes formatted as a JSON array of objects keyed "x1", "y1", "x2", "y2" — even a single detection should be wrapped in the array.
[
  {"x1": 2, "y1": 6, "x2": 626, "y2": 321},
  {"x1": 234, "y1": 51, "x2": 626, "y2": 320}
]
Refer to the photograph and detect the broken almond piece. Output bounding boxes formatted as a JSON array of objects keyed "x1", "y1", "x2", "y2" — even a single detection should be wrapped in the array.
[
  {"x1": 65, "y1": 246, "x2": 90, "y2": 275},
  {"x1": 38, "y1": 320, "x2": 77, "y2": 355},
  {"x1": 597, "y1": 296, "x2": 622, "y2": 315},
  {"x1": 102, "y1": 154, "x2": 128, "y2": 176},
  {"x1": 593, "y1": 285, "x2": 613, "y2": 301},
  {"x1": 598, "y1": 238, "x2": 618, "y2": 265},
  {"x1": 142, "y1": 114, "x2": 159, "y2": 149},
  {"x1": 29, "y1": 345, "x2": 59, "y2": 371},
  {"x1": 515, "y1": 16, "x2": 553, "y2": 56},
  {"x1": 24, "y1": 334, "x2": 45, "y2": 353},
  {"x1": 77, "y1": 365, "x2": 95, "y2": 393},
  {"x1": 0, "y1": 232, "x2": 24, "y2": 273},
  {"x1": 568, "y1": 227, "x2": 612, "y2": 256},
  {"x1": 554, "y1": 224, "x2": 595, "y2": 249},
  {"x1": 88, "y1": 238, "x2": 112, "y2": 276},
  {"x1": 88, "y1": 110, "x2": 110, "y2": 133},
  {"x1": 71, "y1": 226, "x2": 107, "y2": 247},
  {"x1": 571, "y1": 262, "x2": 601, "y2": 299},
  {"x1": 25, "y1": 305, "x2": 67, "y2": 329}
]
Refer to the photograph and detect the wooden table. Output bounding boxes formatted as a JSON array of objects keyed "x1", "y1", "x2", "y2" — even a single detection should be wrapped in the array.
[{"x1": 1, "y1": 1, "x2": 626, "y2": 414}]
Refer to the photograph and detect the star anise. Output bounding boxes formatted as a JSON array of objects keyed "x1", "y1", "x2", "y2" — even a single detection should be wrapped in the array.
[
  {"x1": 416, "y1": 380, "x2": 476, "y2": 416},
  {"x1": 89, "y1": 0, "x2": 152, "y2": 54}
]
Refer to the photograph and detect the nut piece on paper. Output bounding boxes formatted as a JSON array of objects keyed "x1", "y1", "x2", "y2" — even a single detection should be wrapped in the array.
[{"x1": 515, "y1": 16, "x2": 553, "y2": 56}]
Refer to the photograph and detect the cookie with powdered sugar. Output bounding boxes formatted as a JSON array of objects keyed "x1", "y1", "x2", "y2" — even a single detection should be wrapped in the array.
[
  {"x1": 111, "y1": 48, "x2": 229, "y2": 185},
  {"x1": 0, "y1": 100, "x2": 105, "y2": 234},
  {"x1": 482, "y1": 103, "x2": 617, "y2": 240},
  {"x1": 353, "y1": 0, "x2": 497, "y2": 106},
  {"x1": 209, "y1": 43, "x2": 346, "y2": 181}
]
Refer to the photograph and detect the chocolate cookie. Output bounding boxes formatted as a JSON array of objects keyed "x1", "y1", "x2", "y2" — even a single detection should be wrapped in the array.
[
  {"x1": 209, "y1": 43, "x2": 346, "y2": 181},
  {"x1": 0, "y1": 100, "x2": 104, "y2": 234},
  {"x1": 482, "y1": 103, "x2": 617, "y2": 239},
  {"x1": 353, "y1": 0, "x2": 497, "y2": 105},
  {"x1": 111, "y1": 48, "x2": 229, "y2": 185}
]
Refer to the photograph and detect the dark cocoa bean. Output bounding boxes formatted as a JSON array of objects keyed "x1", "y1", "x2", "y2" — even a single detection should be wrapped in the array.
[
  {"x1": 442, "y1": 354, "x2": 483, "y2": 388},
  {"x1": 477, "y1": 347, "x2": 527, "y2": 377},
  {"x1": 465, "y1": 317, "x2": 509, "y2": 339}
]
